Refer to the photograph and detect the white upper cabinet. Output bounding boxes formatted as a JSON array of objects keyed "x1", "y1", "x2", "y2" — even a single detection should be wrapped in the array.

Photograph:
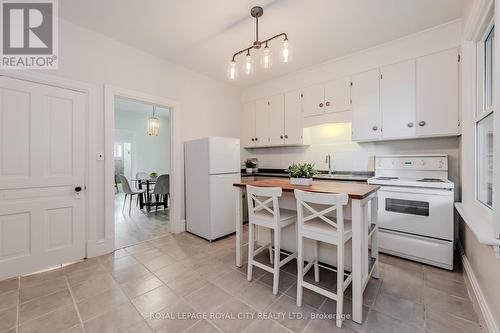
[
  {"x1": 268, "y1": 94, "x2": 285, "y2": 146},
  {"x1": 254, "y1": 98, "x2": 269, "y2": 147},
  {"x1": 284, "y1": 90, "x2": 303, "y2": 145},
  {"x1": 302, "y1": 84, "x2": 324, "y2": 117},
  {"x1": 416, "y1": 48, "x2": 459, "y2": 137},
  {"x1": 303, "y1": 78, "x2": 351, "y2": 117},
  {"x1": 380, "y1": 59, "x2": 416, "y2": 139},
  {"x1": 324, "y1": 76, "x2": 351, "y2": 113},
  {"x1": 241, "y1": 102, "x2": 256, "y2": 148},
  {"x1": 351, "y1": 69, "x2": 381, "y2": 141}
]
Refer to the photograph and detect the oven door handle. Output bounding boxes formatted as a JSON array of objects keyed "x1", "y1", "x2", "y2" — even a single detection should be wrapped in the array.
[{"x1": 378, "y1": 186, "x2": 453, "y2": 196}]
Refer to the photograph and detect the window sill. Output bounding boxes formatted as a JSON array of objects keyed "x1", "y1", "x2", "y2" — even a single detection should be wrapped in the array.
[{"x1": 455, "y1": 202, "x2": 500, "y2": 252}]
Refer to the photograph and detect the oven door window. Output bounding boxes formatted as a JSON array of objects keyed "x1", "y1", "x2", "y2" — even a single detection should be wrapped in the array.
[{"x1": 385, "y1": 198, "x2": 429, "y2": 216}]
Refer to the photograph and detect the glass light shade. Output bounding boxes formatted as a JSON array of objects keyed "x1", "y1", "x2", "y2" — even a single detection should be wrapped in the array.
[
  {"x1": 227, "y1": 61, "x2": 237, "y2": 80},
  {"x1": 147, "y1": 116, "x2": 160, "y2": 136},
  {"x1": 280, "y1": 40, "x2": 290, "y2": 63},
  {"x1": 261, "y1": 47, "x2": 272, "y2": 69},
  {"x1": 243, "y1": 54, "x2": 254, "y2": 75}
]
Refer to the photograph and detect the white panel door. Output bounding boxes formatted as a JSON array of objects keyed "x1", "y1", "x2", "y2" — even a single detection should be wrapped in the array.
[
  {"x1": 0, "y1": 76, "x2": 86, "y2": 280},
  {"x1": 241, "y1": 102, "x2": 256, "y2": 148},
  {"x1": 351, "y1": 69, "x2": 381, "y2": 141},
  {"x1": 324, "y1": 76, "x2": 351, "y2": 113},
  {"x1": 268, "y1": 94, "x2": 285, "y2": 146},
  {"x1": 416, "y1": 48, "x2": 459, "y2": 137},
  {"x1": 255, "y1": 98, "x2": 269, "y2": 146},
  {"x1": 284, "y1": 90, "x2": 303, "y2": 145},
  {"x1": 381, "y1": 60, "x2": 416, "y2": 139},
  {"x1": 302, "y1": 84, "x2": 324, "y2": 117}
]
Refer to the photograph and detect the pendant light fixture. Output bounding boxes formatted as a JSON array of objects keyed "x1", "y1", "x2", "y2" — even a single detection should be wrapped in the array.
[
  {"x1": 227, "y1": 6, "x2": 290, "y2": 79},
  {"x1": 147, "y1": 105, "x2": 160, "y2": 136}
]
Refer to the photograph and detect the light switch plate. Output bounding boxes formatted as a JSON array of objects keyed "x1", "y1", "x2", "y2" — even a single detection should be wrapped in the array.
[{"x1": 97, "y1": 152, "x2": 104, "y2": 161}]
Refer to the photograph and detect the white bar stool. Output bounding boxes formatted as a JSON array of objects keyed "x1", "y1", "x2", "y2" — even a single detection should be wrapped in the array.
[
  {"x1": 246, "y1": 185, "x2": 297, "y2": 295},
  {"x1": 294, "y1": 189, "x2": 351, "y2": 328}
]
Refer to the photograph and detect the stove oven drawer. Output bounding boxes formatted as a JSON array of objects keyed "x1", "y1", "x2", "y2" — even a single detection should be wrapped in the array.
[{"x1": 377, "y1": 187, "x2": 454, "y2": 240}]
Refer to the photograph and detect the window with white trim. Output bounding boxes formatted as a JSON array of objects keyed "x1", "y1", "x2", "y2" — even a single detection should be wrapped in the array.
[{"x1": 476, "y1": 24, "x2": 495, "y2": 209}]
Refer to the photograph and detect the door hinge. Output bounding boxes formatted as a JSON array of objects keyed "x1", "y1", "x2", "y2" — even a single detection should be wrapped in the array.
[
  {"x1": 350, "y1": 99, "x2": 352, "y2": 105},
  {"x1": 458, "y1": 54, "x2": 461, "y2": 62},
  {"x1": 380, "y1": 74, "x2": 383, "y2": 79}
]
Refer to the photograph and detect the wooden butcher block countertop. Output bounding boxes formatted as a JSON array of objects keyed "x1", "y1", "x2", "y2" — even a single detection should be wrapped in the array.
[{"x1": 234, "y1": 178, "x2": 379, "y2": 200}]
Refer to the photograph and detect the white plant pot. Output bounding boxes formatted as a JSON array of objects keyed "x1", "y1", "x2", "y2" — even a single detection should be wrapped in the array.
[
  {"x1": 246, "y1": 168, "x2": 253, "y2": 174},
  {"x1": 290, "y1": 178, "x2": 313, "y2": 186},
  {"x1": 252, "y1": 167, "x2": 258, "y2": 173}
]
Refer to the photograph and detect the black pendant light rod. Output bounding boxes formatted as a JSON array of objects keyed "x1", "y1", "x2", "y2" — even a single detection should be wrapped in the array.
[{"x1": 231, "y1": 6, "x2": 288, "y2": 62}]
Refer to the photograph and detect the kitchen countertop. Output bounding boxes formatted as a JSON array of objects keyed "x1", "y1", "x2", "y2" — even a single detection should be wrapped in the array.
[
  {"x1": 234, "y1": 178, "x2": 379, "y2": 200},
  {"x1": 240, "y1": 169, "x2": 373, "y2": 182}
]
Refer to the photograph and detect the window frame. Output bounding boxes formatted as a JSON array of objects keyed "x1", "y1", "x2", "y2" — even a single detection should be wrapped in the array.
[{"x1": 475, "y1": 20, "x2": 495, "y2": 211}]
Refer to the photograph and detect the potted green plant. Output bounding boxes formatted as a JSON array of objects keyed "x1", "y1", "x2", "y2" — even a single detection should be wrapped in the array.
[
  {"x1": 149, "y1": 172, "x2": 158, "y2": 179},
  {"x1": 244, "y1": 160, "x2": 256, "y2": 174},
  {"x1": 287, "y1": 163, "x2": 317, "y2": 186}
]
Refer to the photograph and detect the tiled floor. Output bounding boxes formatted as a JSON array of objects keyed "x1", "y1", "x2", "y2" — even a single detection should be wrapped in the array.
[
  {"x1": 0, "y1": 227, "x2": 483, "y2": 333},
  {"x1": 115, "y1": 192, "x2": 170, "y2": 249}
]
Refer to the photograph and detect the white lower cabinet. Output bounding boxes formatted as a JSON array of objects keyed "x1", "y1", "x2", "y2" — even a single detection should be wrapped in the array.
[{"x1": 351, "y1": 69, "x2": 381, "y2": 141}]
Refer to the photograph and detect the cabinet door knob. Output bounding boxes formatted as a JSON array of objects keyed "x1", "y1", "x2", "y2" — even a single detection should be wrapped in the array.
[
  {"x1": 325, "y1": 101, "x2": 331, "y2": 107},
  {"x1": 251, "y1": 138, "x2": 254, "y2": 142},
  {"x1": 75, "y1": 186, "x2": 82, "y2": 192},
  {"x1": 255, "y1": 137, "x2": 258, "y2": 141},
  {"x1": 418, "y1": 121, "x2": 426, "y2": 127},
  {"x1": 284, "y1": 134, "x2": 288, "y2": 139},
  {"x1": 407, "y1": 122, "x2": 414, "y2": 128},
  {"x1": 372, "y1": 126, "x2": 378, "y2": 131},
  {"x1": 319, "y1": 103, "x2": 324, "y2": 107},
  {"x1": 280, "y1": 135, "x2": 284, "y2": 139}
]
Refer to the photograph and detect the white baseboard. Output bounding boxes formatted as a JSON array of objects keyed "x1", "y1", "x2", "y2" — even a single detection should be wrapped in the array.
[
  {"x1": 170, "y1": 219, "x2": 186, "y2": 234},
  {"x1": 86, "y1": 238, "x2": 114, "y2": 258},
  {"x1": 461, "y1": 250, "x2": 499, "y2": 333}
]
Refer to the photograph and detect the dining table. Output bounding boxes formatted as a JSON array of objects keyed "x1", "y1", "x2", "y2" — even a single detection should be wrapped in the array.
[
  {"x1": 233, "y1": 178, "x2": 380, "y2": 324},
  {"x1": 132, "y1": 178, "x2": 157, "y2": 212}
]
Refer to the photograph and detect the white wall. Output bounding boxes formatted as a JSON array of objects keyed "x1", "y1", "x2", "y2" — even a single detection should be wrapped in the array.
[
  {"x1": 241, "y1": 20, "x2": 462, "y2": 196},
  {"x1": 38, "y1": 19, "x2": 242, "y2": 250},
  {"x1": 115, "y1": 109, "x2": 171, "y2": 177}
]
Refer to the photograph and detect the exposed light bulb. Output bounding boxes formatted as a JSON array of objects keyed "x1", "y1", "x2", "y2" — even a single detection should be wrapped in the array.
[
  {"x1": 280, "y1": 39, "x2": 290, "y2": 63},
  {"x1": 261, "y1": 46, "x2": 272, "y2": 69},
  {"x1": 243, "y1": 54, "x2": 254, "y2": 75},
  {"x1": 227, "y1": 61, "x2": 237, "y2": 80}
]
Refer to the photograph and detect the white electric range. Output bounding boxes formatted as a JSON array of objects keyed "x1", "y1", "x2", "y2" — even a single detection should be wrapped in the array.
[{"x1": 368, "y1": 154, "x2": 454, "y2": 270}]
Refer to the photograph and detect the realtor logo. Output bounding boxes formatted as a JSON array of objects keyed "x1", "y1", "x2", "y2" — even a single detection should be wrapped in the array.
[{"x1": 1, "y1": 0, "x2": 58, "y2": 69}]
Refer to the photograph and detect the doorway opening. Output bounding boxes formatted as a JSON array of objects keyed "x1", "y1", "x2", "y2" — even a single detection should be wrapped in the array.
[{"x1": 114, "y1": 96, "x2": 171, "y2": 249}]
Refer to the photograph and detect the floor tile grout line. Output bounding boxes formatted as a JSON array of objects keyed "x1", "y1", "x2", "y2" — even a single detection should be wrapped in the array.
[{"x1": 63, "y1": 275, "x2": 87, "y2": 333}]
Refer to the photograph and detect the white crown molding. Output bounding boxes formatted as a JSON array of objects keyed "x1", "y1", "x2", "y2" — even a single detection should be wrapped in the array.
[{"x1": 462, "y1": 0, "x2": 494, "y2": 41}]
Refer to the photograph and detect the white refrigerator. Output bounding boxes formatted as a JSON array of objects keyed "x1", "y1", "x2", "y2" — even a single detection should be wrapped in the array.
[{"x1": 185, "y1": 137, "x2": 241, "y2": 241}]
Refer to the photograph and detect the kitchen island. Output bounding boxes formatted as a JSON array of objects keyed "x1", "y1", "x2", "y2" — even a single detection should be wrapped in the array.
[{"x1": 233, "y1": 178, "x2": 380, "y2": 324}]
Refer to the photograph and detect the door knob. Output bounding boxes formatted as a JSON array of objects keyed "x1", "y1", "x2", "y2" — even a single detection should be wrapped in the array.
[
  {"x1": 419, "y1": 121, "x2": 426, "y2": 127},
  {"x1": 407, "y1": 122, "x2": 414, "y2": 128},
  {"x1": 372, "y1": 126, "x2": 378, "y2": 131},
  {"x1": 75, "y1": 186, "x2": 82, "y2": 192}
]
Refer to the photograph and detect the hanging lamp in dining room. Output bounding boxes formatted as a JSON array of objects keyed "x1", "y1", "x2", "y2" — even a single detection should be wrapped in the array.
[{"x1": 147, "y1": 105, "x2": 160, "y2": 136}]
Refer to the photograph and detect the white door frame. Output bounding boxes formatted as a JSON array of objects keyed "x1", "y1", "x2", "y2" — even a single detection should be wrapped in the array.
[
  {"x1": 104, "y1": 85, "x2": 184, "y2": 249},
  {"x1": 0, "y1": 69, "x2": 98, "y2": 256}
]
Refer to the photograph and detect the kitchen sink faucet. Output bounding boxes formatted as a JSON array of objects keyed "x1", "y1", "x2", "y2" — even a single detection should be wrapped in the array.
[{"x1": 325, "y1": 154, "x2": 334, "y2": 175}]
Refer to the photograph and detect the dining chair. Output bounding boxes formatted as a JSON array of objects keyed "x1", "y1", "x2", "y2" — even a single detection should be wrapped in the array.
[
  {"x1": 152, "y1": 174, "x2": 169, "y2": 215},
  {"x1": 246, "y1": 185, "x2": 297, "y2": 295},
  {"x1": 294, "y1": 189, "x2": 351, "y2": 328},
  {"x1": 119, "y1": 175, "x2": 146, "y2": 215}
]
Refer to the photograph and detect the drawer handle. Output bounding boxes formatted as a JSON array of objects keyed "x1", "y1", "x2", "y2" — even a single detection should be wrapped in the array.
[{"x1": 419, "y1": 121, "x2": 426, "y2": 127}]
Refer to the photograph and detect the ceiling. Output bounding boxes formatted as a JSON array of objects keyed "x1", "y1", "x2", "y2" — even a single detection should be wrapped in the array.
[
  {"x1": 115, "y1": 97, "x2": 170, "y2": 117},
  {"x1": 60, "y1": 0, "x2": 467, "y2": 87}
]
